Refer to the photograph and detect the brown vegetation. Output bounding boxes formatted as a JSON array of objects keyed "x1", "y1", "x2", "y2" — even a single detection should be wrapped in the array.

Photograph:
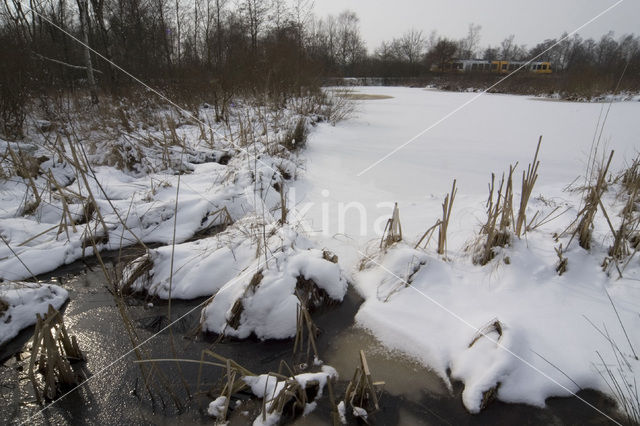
[
  {"x1": 472, "y1": 140, "x2": 542, "y2": 265},
  {"x1": 343, "y1": 350, "x2": 384, "y2": 416},
  {"x1": 28, "y1": 305, "x2": 85, "y2": 403},
  {"x1": 380, "y1": 202, "x2": 402, "y2": 249},
  {"x1": 339, "y1": 93, "x2": 394, "y2": 100},
  {"x1": 0, "y1": 297, "x2": 8, "y2": 316}
]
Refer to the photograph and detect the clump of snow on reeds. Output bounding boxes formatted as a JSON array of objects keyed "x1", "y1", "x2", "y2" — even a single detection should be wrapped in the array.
[{"x1": 0, "y1": 282, "x2": 68, "y2": 346}]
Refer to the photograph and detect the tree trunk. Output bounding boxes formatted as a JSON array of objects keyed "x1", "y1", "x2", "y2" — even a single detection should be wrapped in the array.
[
  {"x1": 76, "y1": 0, "x2": 98, "y2": 104},
  {"x1": 175, "y1": 0, "x2": 181, "y2": 66},
  {"x1": 90, "y1": 0, "x2": 116, "y2": 90}
]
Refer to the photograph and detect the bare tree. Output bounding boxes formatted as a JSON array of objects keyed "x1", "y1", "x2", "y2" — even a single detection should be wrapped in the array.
[
  {"x1": 335, "y1": 10, "x2": 365, "y2": 70},
  {"x1": 458, "y1": 23, "x2": 481, "y2": 58},
  {"x1": 483, "y1": 46, "x2": 499, "y2": 61},
  {"x1": 269, "y1": 0, "x2": 289, "y2": 32},
  {"x1": 426, "y1": 37, "x2": 457, "y2": 71},
  {"x1": 238, "y1": 0, "x2": 268, "y2": 51},
  {"x1": 399, "y1": 29, "x2": 425, "y2": 65},
  {"x1": 528, "y1": 39, "x2": 556, "y2": 62},
  {"x1": 500, "y1": 34, "x2": 515, "y2": 60},
  {"x1": 374, "y1": 40, "x2": 397, "y2": 62}
]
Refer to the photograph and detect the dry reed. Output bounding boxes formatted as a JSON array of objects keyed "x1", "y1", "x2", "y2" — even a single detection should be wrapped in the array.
[{"x1": 28, "y1": 305, "x2": 85, "y2": 403}]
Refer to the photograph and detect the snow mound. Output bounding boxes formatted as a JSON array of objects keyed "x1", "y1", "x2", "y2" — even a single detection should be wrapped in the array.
[
  {"x1": 199, "y1": 222, "x2": 347, "y2": 340},
  {"x1": 120, "y1": 215, "x2": 261, "y2": 299},
  {"x1": 207, "y1": 396, "x2": 228, "y2": 419},
  {"x1": 244, "y1": 365, "x2": 338, "y2": 425},
  {"x1": 0, "y1": 282, "x2": 68, "y2": 346}
]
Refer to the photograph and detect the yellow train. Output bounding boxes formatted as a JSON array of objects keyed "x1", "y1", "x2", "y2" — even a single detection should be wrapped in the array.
[{"x1": 433, "y1": 60, "x2": 552, "y2": 74}]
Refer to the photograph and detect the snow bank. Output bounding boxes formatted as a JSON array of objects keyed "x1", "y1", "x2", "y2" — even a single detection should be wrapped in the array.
[
  {"x1": 354, "y1": 238, "x2": 640, "y2": 413},
  {"x1": 0, "y1": 282, "x2": 68, "y2": 346},
  {"x1": 120, "y1": 216, "x2": 260, "y2": 299},
  {"x1": 0, "y1": 161, "x2": 249, "y2": 281}
]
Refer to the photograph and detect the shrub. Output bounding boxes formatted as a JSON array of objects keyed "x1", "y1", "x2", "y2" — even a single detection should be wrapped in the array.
[{"x1": 282, "y1": 117, "x2": 308, "y2": 151}]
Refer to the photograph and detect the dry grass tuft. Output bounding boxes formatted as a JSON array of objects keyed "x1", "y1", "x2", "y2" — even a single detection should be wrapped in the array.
[
  {"x1": 261, "y1": 373, "x2": 323, "y2": 421},
  {"x1": 380, "y1": 202, "x2": 402, "y2": 249},
  {"x1": 621, "y1": 155, "x2": 640, "y2": 195},
  {"x1": 468, "y1": 318, "x2": 504, "y2": 348},
  {"x1": 515, "y1": 137, "x2": 541, "y2": 237},
  {"x1": 467, "y1": 318, "x2": 504, "y2": 411},
  {"x1": 343, "y1": 350, "x2": 384, "y2": 417},
  {"x1": 195, "y1": 350, "x2": 256, "y2": 422},
  {"x1": 602, "y1": 155, "x2": 640, "y2": 276},
  {"x1": 438, "y1": 180, "x2": 457, "y2": 255},
  {"x1": 415, "y1": 179, "x2": 457, "y2": 257},
  {"x1": 470, "y1": 139, "x2": 544, "y2": 265},
  {"x1": 6, "y1": 146, "x2": 44, "y2": 179},
  {"x1": 323, "y1": 90, "x2": 356, "y2": 125},
  {"x1": 120, "y1": 254, "x2": 154, "y2": 294},
  {"x1": 0, "y1": 297, "x2": 8, "y2": 316},
  {"x1": 225, "y1": 271, "x2": 263, "y2": 331},
  {"x1": 322, "y1": 250, "x2": 338, "y2": 264},
  {"x1": 28, "y1": 305, "x2": 85, "y2": 403},
  {"x1": 282, "y1": 118, "x2": 309, "y2": 151},
  {"x1": 555, "y1": 244, "x2": 568, "y2": 275},
  {"x1": 293, "y1": 302, "x2": 319, "y2": 363},
  {"x1": 575, "y1": 150, "x2": 614, "y2": 250},
  {"x1": 473, "y1": 171, "x2": 514, "y2": 265},
  {"x1": 295, "y1": 276, "x2": 335, "y2": 312},
  {"x1": 191, "y1": 207, "x2": 233, "y2": 241},
  {"x1": 192, "y1": 350, "x2": 334, "y2": 424}
]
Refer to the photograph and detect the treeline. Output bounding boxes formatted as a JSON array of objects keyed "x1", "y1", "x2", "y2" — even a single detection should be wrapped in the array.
[
  {"x1": 1, "y1": 0, "x2": 327, "y2": 101},
  {"x1": 0, "y1": 1, "x2": 374, "y2": 139},
  {"x1": 1, "y1": 1, "x2": 639, "y2": 140},
  {"x1": 359, "y1": 24, "x2": 640, "y2": 83}
]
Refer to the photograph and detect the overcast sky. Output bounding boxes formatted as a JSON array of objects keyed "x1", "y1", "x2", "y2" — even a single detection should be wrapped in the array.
[{"x1": 311, "y1": 0, "x2": 638, "y2": 52}]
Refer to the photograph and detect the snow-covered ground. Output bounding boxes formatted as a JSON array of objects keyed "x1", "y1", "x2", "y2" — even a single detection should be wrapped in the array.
[
  {"x1": 2, "y1": 86, "x2": 639, "y2": 419},
  {"x1": 0, "y1": 127, "x2": 289, "y2": 280},
  {"x1": 293, "y1": 86, "x2": 640, "y2": 414}
]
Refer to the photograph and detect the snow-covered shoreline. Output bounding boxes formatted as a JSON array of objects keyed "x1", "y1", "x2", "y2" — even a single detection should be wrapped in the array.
[{"x1": 0, "y1": 97, "x2": 335, "y2": 349}]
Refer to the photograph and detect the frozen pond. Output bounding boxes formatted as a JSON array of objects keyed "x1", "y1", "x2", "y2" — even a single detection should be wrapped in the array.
[{"x1": 295, "y1": 86, "x2": 640, "y2": 263}]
